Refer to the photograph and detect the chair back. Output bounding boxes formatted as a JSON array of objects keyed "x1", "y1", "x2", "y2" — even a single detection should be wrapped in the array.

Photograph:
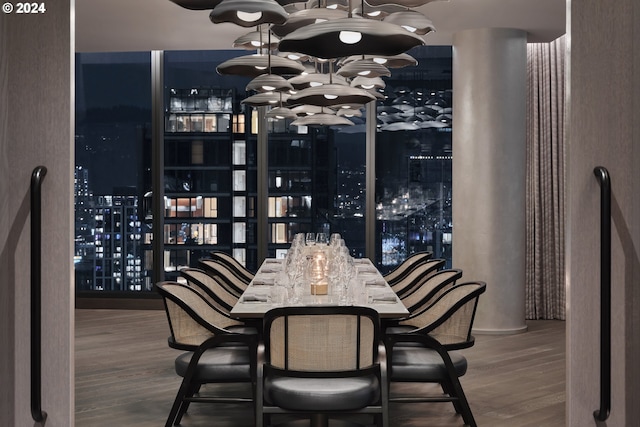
[
  {"x1": 180, "y1": 267, "x2": 238, "y2": 313},
  {"x1": 209, "y1": 250, "x2": 255, "y2": 283},
  {"x1": 398, "y1": 281, "x2": 486, "y2": 349},
  {"x1": 383, "y1": 251, "x2": 433, "y2": 286},
  {"x1": 263, "y1": 306, "x2": 380, "y2": 372},
  {"x1": 391, "y1": 258, "x2": 446, "y2": 297},
  {"x1": 199, "y1": 258, "x2": 249, "y2": 297},
  {"x1": 401, "y1": 269, "x2": 463, "y2": 313},
  {"x1": 155, "y1": 281, "x2": 243, "y2": 350}
]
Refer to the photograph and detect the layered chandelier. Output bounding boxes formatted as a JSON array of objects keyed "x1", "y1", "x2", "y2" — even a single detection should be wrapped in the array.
[{"x1": 170, "y1": 0, "x2": 447, "y2": 126}]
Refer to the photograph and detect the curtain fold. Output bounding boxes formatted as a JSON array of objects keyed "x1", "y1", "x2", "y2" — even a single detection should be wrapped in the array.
[{"x1": 525, "y1": 36, "x2": 566, "y2": 320}]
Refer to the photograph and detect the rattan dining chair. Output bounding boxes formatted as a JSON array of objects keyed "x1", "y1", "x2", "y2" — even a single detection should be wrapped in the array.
[
  {"x1": 155, "y1": 281, "x2": 258, "y2": 427},
  {"x1": 209, "y1": 250, "x2": 255, "y2": 283},
  {"x1": 384, "y1": 281, "x2": 486, "y2": 427},
  {"x1": 390, "y1": 258, "x2": 446, "y2": 298},
  {"x1": 257, "y1": 306, "x2": 389, "y2": 427},
  {"x1": 199, "y1": 258, "x2": 249, "y2": 297},
  {"x1": 399, "y1": 268, "x2": 463, "y2": 313},
  {"x1": 383, "y1": 250, "x2": 433, "y2": 287},
  {"x1": 180, "y1": 267, "x2": 238, "y2": 314}
]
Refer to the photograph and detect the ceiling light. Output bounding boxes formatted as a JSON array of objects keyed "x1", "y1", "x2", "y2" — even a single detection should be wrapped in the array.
[
  {"x1": 270, "y1": 8, "x2": 348, "y2": 37},
  {"x1": 217, "y1": 54, "x2": 305, "y2": 77},
  {"x1": 291, "y1": 113, "x2": 354, "y2": 127},
  {"x1": 169, "y1": 0, "x2": 223, "y2": 10},
  {"x1": 232, "y1": 29, "x2": 280, "y2": 50},
  {"x1": 278, "y1": 17, "x2": 425, "y2": 59},
  {"x1": 241, "y1": 92, "x2": 289, "y2": 106},
  {"x1": 365, "y1": 0, "x2": 445, "y2": 8},
  {"x1": 266, "y1": 106, "x2": 297, "y2": 120},
  {"x1": 287, "y1": 84, "x2": 376, "y2": 107},
  {"x1": 336, "y1": 59, "x2": 391, "y2": 78},
  {"x1": 383, "y1": 11, "x2": 436, "y2": 35},
  {"x1": 246, "y1": 74, "x2": 294, "y2": 92},
  {"x1": 339, "y1": 30, "x2": 362, "y2": 44},
  {"x1": 209, "y1": 0, "x2": 288, "y2": 27},
  {"x1": 339, "y1": 53, "x2": 417, "y2": 68}
]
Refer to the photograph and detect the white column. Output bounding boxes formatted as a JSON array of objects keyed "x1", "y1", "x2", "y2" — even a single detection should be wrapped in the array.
[{"x1": 452, "y1": 28, "x2": 527, "y2": 334}]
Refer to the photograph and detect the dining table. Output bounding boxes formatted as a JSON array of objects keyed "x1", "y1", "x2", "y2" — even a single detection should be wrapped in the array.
[{"x1": 230, "y1": 256, "x2": 409, "y2": 319}]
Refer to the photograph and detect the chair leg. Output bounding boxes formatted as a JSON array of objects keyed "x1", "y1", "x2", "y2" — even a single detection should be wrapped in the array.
[
  {"x1": 174, "y1": 383, "x2": 201, "y2": 425},
  {"x1": 165, "y1": 379, "x2": 191, "y2": 427},
  {"x1": 440, "y1": 380, "x2": 464, "y2": 414},
  {"x1": 445, "y1": 377, "x2": 476, "y2": 427}
]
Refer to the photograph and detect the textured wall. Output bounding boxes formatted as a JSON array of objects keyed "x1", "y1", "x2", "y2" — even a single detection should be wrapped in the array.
[
  {"x1": 452, "y1": 28, "x2": 528, "y2": 334},
  {"x1": 567, "y1": 1, "x2": 640, "y2": 425},
  {"x1": 0, "y1": 2, "x2": 73, "y2": 425}
]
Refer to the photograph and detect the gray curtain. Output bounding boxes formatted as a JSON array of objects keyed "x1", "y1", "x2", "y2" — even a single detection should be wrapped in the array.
[{"x1": 525, "y1": 36, "x2": 566, "y2": 320}]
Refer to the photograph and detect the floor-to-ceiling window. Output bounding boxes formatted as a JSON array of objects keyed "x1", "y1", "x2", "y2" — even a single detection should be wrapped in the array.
[
  {"x1": 75, "y1": 52, "x2": 152, "y2": 293},
  {"x1": 375, "y1": 46, "x2": 453, "y2": 272},
  {"x1": 74, "y1": 47, "x2": 452, "y2": 296}
]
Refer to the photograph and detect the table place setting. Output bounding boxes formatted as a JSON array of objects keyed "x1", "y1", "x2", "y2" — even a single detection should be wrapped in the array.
[{"x1": 231, "y1": 232, "x2": 409, "y2": 318}]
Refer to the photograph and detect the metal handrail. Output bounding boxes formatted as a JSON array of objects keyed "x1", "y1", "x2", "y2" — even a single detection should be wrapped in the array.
[
  {"x1": 30, "y1": 166, "x2": 48, "y2": 425},
  {"x1": 593, "y1": 166, "x2": 611, "y2": 422}
]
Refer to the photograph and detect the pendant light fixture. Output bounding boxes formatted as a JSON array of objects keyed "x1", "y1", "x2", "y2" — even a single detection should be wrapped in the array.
[
  {"x1": 233, "y1": 29, "x2": 281, "y2": 49},
  {"x1": 209, "y1": 0, "x2": 288, "y2": 27},
  {"x1": 278, "y1": 16, "x2": 425, "y2": 59},
  {"x1": 350, "y1": 75, "x2": 386, "y2": 90},
  {"x1": 336, "y1": 59, "x2": 391, "y2": 78},
  {"x1": 270, "y1": 8, "x2": 348, "y2": 37},
  {"x1": 383, "y1": 10, "x2": 435, "y2": 35},
  {"x1": 217, "y1": 54, "x2": 305, "y2": 77},
  {"x1": 339, "y1": 53, "x2": 417, "y2": 68},
  {"x1": 287, "y1": 84, "x2": 376, "y2": 107},
  {"x1": 169, "y1": 0, "x2": 223, "y2": 10},
  {"x1": 241, "y1": 91, "x2": 289, "y2": 106},
  {"x1": 291, "y1": 112, "x2": 354, "y2": 127},
  {"x1": 364, "y1": 0, "x2": 446, "y2": 8}
]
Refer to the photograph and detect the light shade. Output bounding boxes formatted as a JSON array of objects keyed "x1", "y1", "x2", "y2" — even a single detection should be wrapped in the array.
[
  {"x1": 278, "y1": 17, "x2": 425, "y2": 59},
  {"x1": 288, "y1": 72, "x2": 348, "y2": 89},
  {"x1": 350, "y1": 76, "x2": 386, "y2": 90},
  {"x1": 246, "y1": 74, "x2": 294, "y2": 92},
  {"x1": 287, "y1": 84, "x2": 376, "y2": 107},
  {"x1": 270, "y1": 8, "x2": 348, "y2": 37},
  {"x1": 291, "y1": 113, "x2": 354, "y2": 127},
  {"x1": 365, "y1": 0, "x2": 446, "y2": 8},
  {"x1": 336, "y1": 59, "x2": 391, "y2": 78},
  {"x1": 383, "y1": 11, "x2": 435, "y2": 35},
  {"x1": 241, "y1": 92, "x2": 289, "y2": 106},
  {"x1": 232, "y1": 29, "x2": 280, "y2": 49},
  {"x1": 169, "y1": 0, "x2": 223, "y2": 10},
  {"x1": 290, "y1": 104, "x2": 328, "y2": 116},
  {"x1": 209, "y1": 0, "x2": 288, "y2": 27},
  {"x1": 265, "y1": 106, "x2": 297, "y2": 120},
  {"x1": 217, "y1": 54, "x2": 306, "y2": 77},
  {"x1": 340, "y1": 53, "x2": 417, "y2": 68}
]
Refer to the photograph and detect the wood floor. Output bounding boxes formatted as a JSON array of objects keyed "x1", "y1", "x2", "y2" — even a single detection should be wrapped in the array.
[{"x1": 75, "y1": 309, "x2": 565, "y2": 427}]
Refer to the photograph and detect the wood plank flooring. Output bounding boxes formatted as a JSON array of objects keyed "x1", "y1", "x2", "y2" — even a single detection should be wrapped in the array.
[{"x1": 75, "y1": 309, "x2": 565, "y2": 426}]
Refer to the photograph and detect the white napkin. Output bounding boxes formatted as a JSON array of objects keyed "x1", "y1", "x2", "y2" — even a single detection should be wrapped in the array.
[
  {"x1": 363, "y1": 277, "x2": 386, "y2": 287},
  {"x1": 253, "y1": 277, "x2": 275, "y2": 286},
  {"x1": 241, "y1": 294, "x2": 269, "y2": 303},
  {"x1": 368, "y1": 291, "x2": 397, "y2": 304}
]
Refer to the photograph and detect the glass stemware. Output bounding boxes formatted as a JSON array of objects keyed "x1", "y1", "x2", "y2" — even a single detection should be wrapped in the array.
[
  {"x1": 305, "y1": 232, "x2": 316, "y2": 246},
  {"x1": 315, "y1": 232, "x2": 328, "y2": 245}
]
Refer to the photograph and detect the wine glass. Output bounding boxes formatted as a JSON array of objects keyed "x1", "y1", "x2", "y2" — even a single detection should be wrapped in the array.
[
  {"x1": 305, "y1": 232, "x2": 316, "y2": 246},
  {"x1": 337, "y1": 246, "x2": 355, "y2": 304},
  {"x1": 315, "y1": 232, "x2": 328, "y2": 246}
]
